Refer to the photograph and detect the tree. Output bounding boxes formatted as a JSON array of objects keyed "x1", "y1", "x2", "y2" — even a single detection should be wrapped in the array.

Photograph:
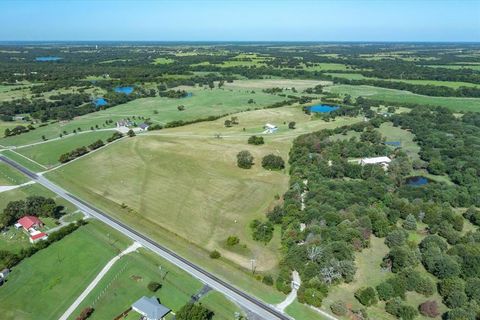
[
  {"x1": 385, "y1": 229, "x2": 408, "y2": 247},
  {"x1": 262, "y1": 275, "x2": 274, "y2": 286},
  {"x1": 403, "y1": 214, "x2": 417, "y2": 230},
  {"x1": 236, "y1": 151, "x2": 254, "y2": 169},
  {"x1": 248, "y1": 135, "x2": 264, "y2": 145},
  {"x1": 249, "y1": 219, "x2": 274, "y2": 243},
  {"x1": 127, "y1": 129, "x2": 136, "y2": 137},
  {"x1": 176, "y1": 303, "x2": 213, "y2": 320},
  {"x1": 261, "y1": 154, "x2": 285, "y2": 170},
  {"x1": 147, "y1": 281, "x2": 161, "y2": 292},
  {"x1": 75, "y1": 307, "x2": 94, "y2": 320},
  {"x1": 177, "y1": 105, "x2": 185, "y2": 111},
  {"x1": 355, "y1": 287, "x2": 377, "y2": 306},
  {"x1": 224, "y1": 119, "x2": 232, "y2": 127},
  {"x1": 288, "y1": 121, "x2": 296, "y2": 129},
  {"x1": 385, "y1": 298, "x2": 418, "y2": 320}
]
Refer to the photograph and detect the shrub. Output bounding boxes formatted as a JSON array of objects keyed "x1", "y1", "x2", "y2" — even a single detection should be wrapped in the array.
[
  {"x1": 249, "y1": 219, "x2": 274, "y2": 243},
  {"x1": 330, "y1": 300, "x2": 348, "y2": 316},
  {"x1": 261, "y1": 154, "x2": 285, "y2": 170},
  {"x1": 248, "y1": 135, "x2": 264, "y2": 145},
  {"x1": 419, "y1": 300, "x2": 440, "y2": 318},
  {"x1": 226, "y1": 236, "x2": 240, "y2": 246},
  {"x1": 237, "y1": 150, "x2": 254, "y2": 169},
  {"x1": 355, "y1": 287, "x2": 377, "y2": 306},
  {"x1": 288, "y1": 121, "x2": 296, "y2": 129},
  {"x1": 147, "y1": 281, "x2": 161, "y2": 292},
  {"x1": 209, "y1": 250, "x2": 221, "y2": 259},
  {"x1": 127, "y1": 129, "x2": 136, "y2": 137},
  {"x1": 75, "y1": 307, "x2": 94, "y2": 320},
  {"x1": 386, "y1": 298, "x2": 418, "y2": 320},
  {"x1": 262, "y1": 275, "x2": 274, "y2": 286}
]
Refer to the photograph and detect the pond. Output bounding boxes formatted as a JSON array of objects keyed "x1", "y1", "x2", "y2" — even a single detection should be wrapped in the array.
[
  {"x1": 35, "y1": 56, "x2": 62, "y2": 62},
  {"x1": 93, "y1": 98, "x2": 108, "y2": 107},
  {"x1": 385, "y1": 141, "x2": 401, "y2": 147},
  {"x1": 406, "y1": 176, "x2": 430, "y2": 187},
  {"x1": 309, "y1": 104, "x2": 340, "y2": 113},
  {"x1": 114, "y1": 86, "x2": 134, "y2": 95}
]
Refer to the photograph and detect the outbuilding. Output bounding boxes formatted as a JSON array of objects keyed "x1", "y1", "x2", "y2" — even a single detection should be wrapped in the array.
[{"x1": 131, "y1": 296, "x2": 171, "y2": 320}]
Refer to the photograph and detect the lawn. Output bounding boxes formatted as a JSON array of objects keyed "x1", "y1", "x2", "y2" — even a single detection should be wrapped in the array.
[
  {"x1": 16, "y1": 130, "x2": 116, "y2": 167},
  {"x1": 326, "y1": 84, "x2": 480, "y2": 112},
  {"x1": 152, "y1": 57, "x2": 175, "y2": 64},
  {"x1": 67, "y1": 249, "x2": 243, "y2": 320},
  {"x1": 0, "y1": 161, "x2": 29, "y2": 185},
  {"x1": 0, "y1": 149, "x2": 47, "y2": 172},
  {"x1": 0, "y1": 220, "x2": 130, "y2": 320}
]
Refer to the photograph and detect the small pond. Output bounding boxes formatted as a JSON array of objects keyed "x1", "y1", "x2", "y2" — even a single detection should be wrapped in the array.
[
  {"x1": 114, "y1": 86, "x2": 134, "y2": 95},
  {"x1": 385, "y1": 141, "x2": 401, "y2": 147},
  {"x1": 309, "y1": 104, "x2": 340, "y2": 113},
  {"x1": 35, "y1": 56, "x2": 62, "y2": 62},
  {"x1": 406, "y1": 176, "x2": 430, "y2": 187},
  {"x1": 93, "y1": 98, "x2": 108, "y2": 107}
]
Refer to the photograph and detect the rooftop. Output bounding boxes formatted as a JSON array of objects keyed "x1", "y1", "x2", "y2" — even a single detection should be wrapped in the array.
[{"x1": 132, "y1": 296, "x2": 170, "y2": 320}]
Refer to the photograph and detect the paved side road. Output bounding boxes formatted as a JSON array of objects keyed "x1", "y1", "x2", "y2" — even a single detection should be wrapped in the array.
[
  {"x1": 58, "y1": 242, "x2": 142, "y2": 320},
  {"x1": 0, "y1": 156, "x2": 290, "y2": 320}
]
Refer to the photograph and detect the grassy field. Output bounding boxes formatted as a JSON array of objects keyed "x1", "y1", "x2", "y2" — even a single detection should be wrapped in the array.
[
  {"x1": 326, "y1": 84, "x2": 480, "y2": 112},
  {"x1": 0, "y1": 161, "x2": 29, "y2": 185},
  {"x1": 0, "y1": 150, "x2": 47, "y2": 172},
  {"x1": 46, "y1": 105, "x2": 361, "y2": 304},
  {"x1": 0, "y1": 220, "x2": 130, "y2": 320},
  {"x1": 152, "y1": 57, "x2": 174, "y2": 64},
  {"x1": 16, "y1": 130, "x2": 116, "y2": 167},
  {"x1": 377, "y1": 122, "x2": 421, "y2": 161},
  {"x1": 325, "y1": 73, "x2": 479, "y2": 88},
  {"x1": 67, "y1": 249, "x2": 242, "y2": 320},
  {"x1": 286, "y1": 301, "x2": 330, "y2": 320},
  {"x1": 0, "y1": 86, "x2": 287, "y2": 147}
]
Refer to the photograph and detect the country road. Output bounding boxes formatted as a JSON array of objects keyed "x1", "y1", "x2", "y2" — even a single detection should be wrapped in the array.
[{"x1": 0, "y1": 155, "x2": 291, "y2": 320}]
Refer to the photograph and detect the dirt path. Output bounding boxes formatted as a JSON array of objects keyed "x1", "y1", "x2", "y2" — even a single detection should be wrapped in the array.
[{"x1": 58, "y1": 242, "x2": 142, "y2": 320}]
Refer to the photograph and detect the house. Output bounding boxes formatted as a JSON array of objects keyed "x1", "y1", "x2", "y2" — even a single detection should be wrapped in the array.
[
  {"x1": 29, "y1": 231, "x2": 48, "y2": 244},
  {"x1": 17, "y1": 216, "x2": 43, "y2": 232},
  {"x1": 116, "y1": 119, "x2": 133, "y2": 128},
  {"x1": 138, "y1": 123, "x2": 150, "y2": 131},
  {"x1": 263, "y1": 123, "x2": 278, "y2": 134},
  {"x1": 359, "y1": 156, "x2": 391, "y2": 170},
  {"x1": 132, "y1": 296, "x2": 171, "y2": 320}
]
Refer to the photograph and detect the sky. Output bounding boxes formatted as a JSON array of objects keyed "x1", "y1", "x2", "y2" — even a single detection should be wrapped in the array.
[{"x1": 0, "y1": 0, "x2": 479, "y2": 42}]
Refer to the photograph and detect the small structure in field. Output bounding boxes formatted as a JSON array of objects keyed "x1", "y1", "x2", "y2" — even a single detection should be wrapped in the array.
[
  {"x1": 116, "y1": 119, "x2": 133, "y2": 128},
  {"x1": 359, "y1": 156, "x2": 391, "y2": 170},
  {"x1": 138, "y1": 123, "x2": 150, "y2": 131},
  {"x1": 263, "y1": 123, "x2": 278, "y2": 134},
  {"x1": 29, "y1": 230, "x2": 48, "y2": 244},
  {"x1": 0, "y1": 268, "x2": 10, "y2": 279},
  {"x1": 131, "y1": 296, "x2": 171, "y2": 320}
]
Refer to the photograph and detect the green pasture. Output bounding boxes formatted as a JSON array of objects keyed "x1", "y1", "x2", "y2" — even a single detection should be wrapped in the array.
[
  {"x1": 0, "y1": 161, "x2": 29, "y2": 185},
  {"x1": 326, "y1": 73, "x2": 479, "y2": 88},
  {"x1": 0, "y1": 220, "x2": 130, "y2": 320},
  {"x1": 16, "y1": 130, "x2": 115, "y2": 167},
  {"x1": 326, "y1": 84, "x2": 480, "y2": 112}
]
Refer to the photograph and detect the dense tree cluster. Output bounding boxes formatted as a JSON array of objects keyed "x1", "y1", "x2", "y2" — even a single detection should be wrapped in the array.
[{"x1": 0, "y1": 196, "x2": 64, "y2": 228}]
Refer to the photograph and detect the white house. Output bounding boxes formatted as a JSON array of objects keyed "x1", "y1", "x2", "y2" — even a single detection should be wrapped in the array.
[
  {"x1": 131, "y1": 296, "x2": 171, "y2": 320},
  {"x1": 359, "y1": 156, "x2": 391, "y2": 170}
]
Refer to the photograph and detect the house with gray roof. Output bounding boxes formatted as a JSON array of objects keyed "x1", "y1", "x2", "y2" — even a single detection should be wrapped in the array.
[{"x1": 131, "y1": 296, "x2": 170, "y2": 320}]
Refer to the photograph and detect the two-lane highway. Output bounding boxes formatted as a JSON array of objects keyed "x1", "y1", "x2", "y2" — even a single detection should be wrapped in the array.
[{"x1": 0, "y1": 155, "x2": 291, "y2": 320}]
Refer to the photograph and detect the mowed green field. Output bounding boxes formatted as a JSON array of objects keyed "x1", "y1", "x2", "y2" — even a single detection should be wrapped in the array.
[
  {"x1": 0, "y1": 220, "x2": 130, "y2": 320},
  {"x1": 67, "y1": 249, "x2": 242, "y2": 320},
  {"x1": 0, "y1": 161, "x2": 29, "y2": 185},
  {"x1": 16, "y1": 130, "x2": 116, "y2": 167},
  {"x1": 326, "y1": 73, "x2": 479, "y2": 88},
  {"x1": 326, "y1": 84, "x2": 480, "y2": 112}
]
